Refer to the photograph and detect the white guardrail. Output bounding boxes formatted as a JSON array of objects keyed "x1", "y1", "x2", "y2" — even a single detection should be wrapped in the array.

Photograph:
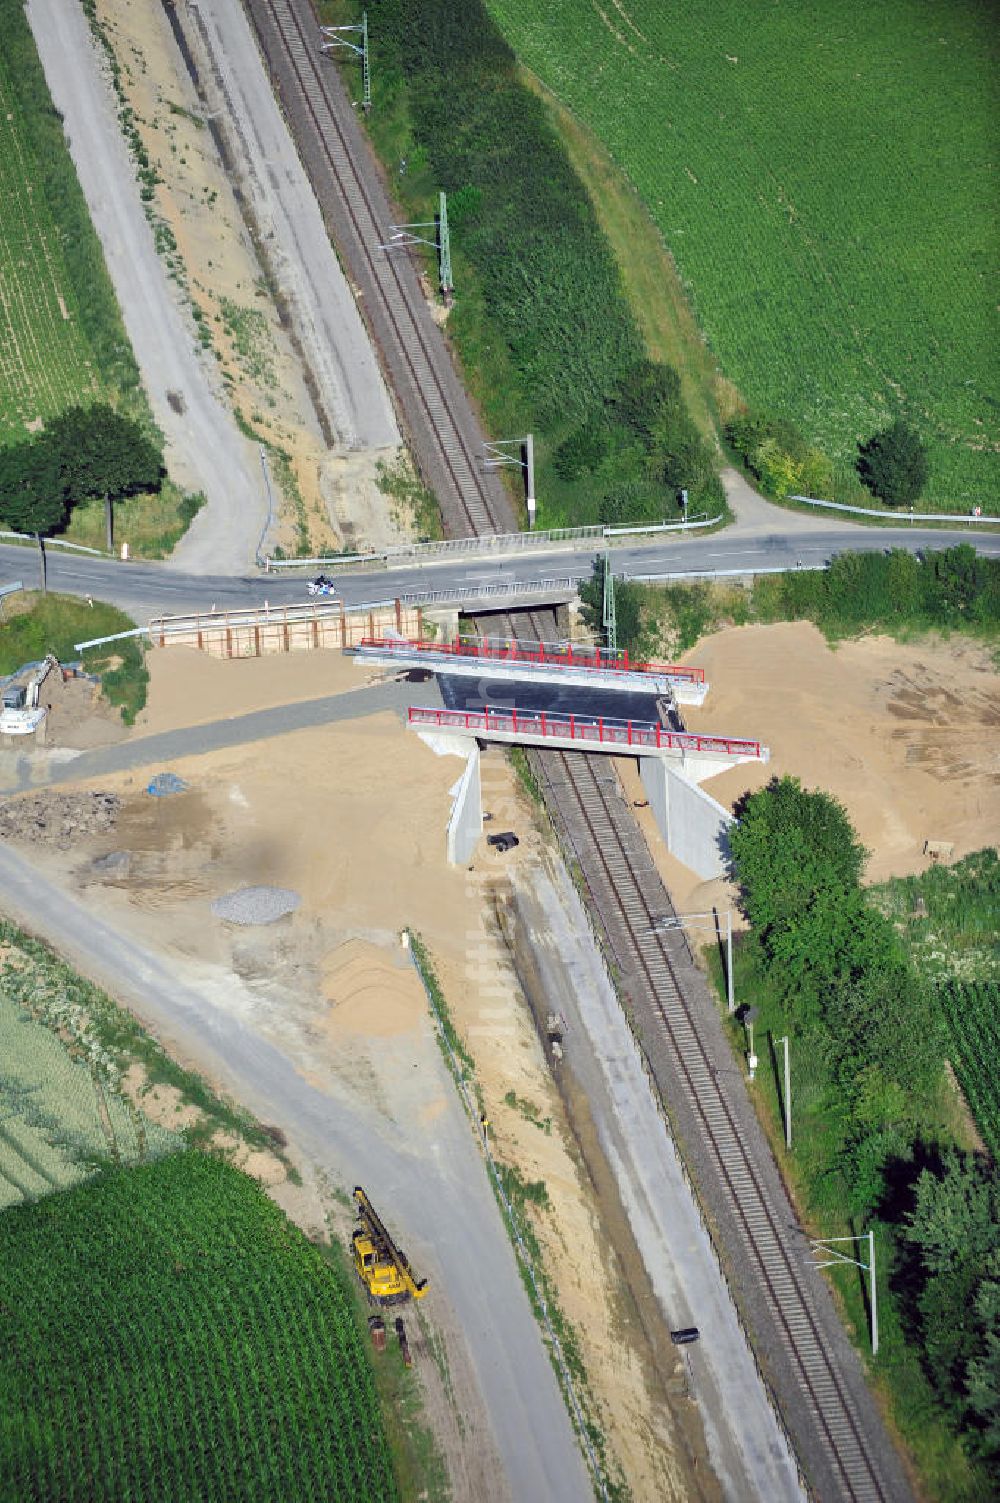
[
  {"x1": 790, "y1": 495, "x2": 996, "y2": 526},
  {"x1": 0, "y1": 530, "x2": 109, "y2": 556},
  {"x1": 262, "y1": 514, "x2": 716, "y2": 572}
]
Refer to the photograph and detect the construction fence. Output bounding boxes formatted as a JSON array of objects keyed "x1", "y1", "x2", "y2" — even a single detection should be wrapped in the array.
[{"x1": 149, "y1": 600, "x2": 423, "y2": 657}]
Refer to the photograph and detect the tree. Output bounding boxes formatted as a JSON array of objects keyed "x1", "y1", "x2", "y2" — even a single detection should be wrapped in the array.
[
  {"x1": 728, "y1": 778, "x2": 871, "y2": 1020},
  {"x1": 0, "y1": 436, "x2": 67, "y2": 591},
  {"x1": 903, "y1": 1152, "x2": 1000, "y2": 1416},
  {"x1": 47, "y1": 405, "x2": 162, "y2": 550},
  {"x1": 579, "y1": 555, "x2": 645, "y2": 657},
  {"x1": 857, "y1": 419, "x2": 929, "y2": 507}
]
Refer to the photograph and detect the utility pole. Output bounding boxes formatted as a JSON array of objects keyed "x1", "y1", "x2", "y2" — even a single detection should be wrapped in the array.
[
  {"x1": 438, "y1": 192, "x2": 452, "y2": 302},
  {"x1": 319, "y1": 12, "x2": 370, "y2": 110},
  {"x1": 602, "y1": 553, "x2": 616, "y2": 655},
  {"x1": 742, "y1": 1005, "x2": 759, "y2": 1081},
  {"x1": 811, "y1": 1233, "x2": 878, "y2": 1355},
  {"x1": 777, "y1": 1034, "x2": 791, "y2": 1148},
  {"x1": 524, "y1": 432, "x2": 535, "y2": 527},
  {"x1": 483, "y1": 435, "x2": 534, "y2": 523},
  {"x1": 379, "y1": 199, "x2": 453, "y2": 298},
  {"x1": 725, "y1": 909, "x2": 734, "y2": 1013}
]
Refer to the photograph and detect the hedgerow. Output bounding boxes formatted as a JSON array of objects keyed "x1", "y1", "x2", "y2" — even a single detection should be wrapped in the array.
[{"x1": 332, "y1": 0, "x2": 722, "y2": 525}]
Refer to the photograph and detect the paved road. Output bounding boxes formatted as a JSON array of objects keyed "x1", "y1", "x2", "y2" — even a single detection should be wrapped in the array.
[
  {"x1": 0, "y1": 839, "x2": 590, "y2": 1503},
  {"x1": 0, "y1": 677, "x2": 436, "y2": 794},
  {"x1": 25, "y1": 0, "x2": 265, "y2": 574},
  {"x1": 3, "y1": 515, "x2": 997, "y2": 627}
]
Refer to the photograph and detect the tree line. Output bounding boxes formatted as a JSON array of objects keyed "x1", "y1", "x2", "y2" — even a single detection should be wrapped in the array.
[
  {"x1": 730, "y1": 779, "x2": 1000, "y2": 1480},
  {"x1": 366, "y1": 0, "x2": 722, "y2": 526}
]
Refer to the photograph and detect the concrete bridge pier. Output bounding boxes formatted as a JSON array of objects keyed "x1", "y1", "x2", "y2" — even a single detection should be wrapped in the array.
[
  {"x1": 640, "y1": 757, "x2": 734, "y2": 880},
  {"x1": 446, "y1": 744, "x2": 483, "y2": 864}
]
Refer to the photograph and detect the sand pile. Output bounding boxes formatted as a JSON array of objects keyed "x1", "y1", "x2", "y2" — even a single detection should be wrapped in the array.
[
  {"x1": 321, "y1": 938, "x2": 425, "y2": 1038},
  {"x1": 212, "y1": 886, "x2": 301, "y2": 925}
]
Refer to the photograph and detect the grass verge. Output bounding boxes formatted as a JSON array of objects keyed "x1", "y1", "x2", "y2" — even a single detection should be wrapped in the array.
[
  {"x1": 0, "y1": 591, "x2": 149, "y2": 723},
  {"x1": 320, "y1": 1237, "x2": 451, "y2": 1503},
  {"x1": 0, "y1": 917, "x2": 287, "y2": 1162},
  {"x1": 60, "y1": 482, "x2": 206, "y2": 560}
]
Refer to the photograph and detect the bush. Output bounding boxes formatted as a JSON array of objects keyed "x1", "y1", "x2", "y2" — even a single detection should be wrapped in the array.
[
  {"x1": 857, "y1": 419, "x2": 929, "y2": 506},
  {"x1": 554, "y1": 421, "x2": 608, "y2": 481}
]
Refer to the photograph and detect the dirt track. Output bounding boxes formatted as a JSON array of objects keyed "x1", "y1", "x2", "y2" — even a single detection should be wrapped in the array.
[{"x1": 26, "y1": 0, "x2": 264, "y2": 571}]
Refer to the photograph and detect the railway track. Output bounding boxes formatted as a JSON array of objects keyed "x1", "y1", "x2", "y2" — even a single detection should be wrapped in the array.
[
  {"x1": 528, "y1": 738, "x2": 893, "y2": 1503},
  {"x1": 246, "y1": 7, "x2": 913, "y2": 1497},
  {"x1": 244, "y1": 0, "x2": 513, "y2": 539}
]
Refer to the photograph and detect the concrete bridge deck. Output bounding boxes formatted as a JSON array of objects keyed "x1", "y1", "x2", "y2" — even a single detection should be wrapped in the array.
[
  {"x1": 409, "y1": 704, "x2": 767, "y2": 770},
  {"x1": 355, "y1": 635, "x2": 709, "y2": 704}
]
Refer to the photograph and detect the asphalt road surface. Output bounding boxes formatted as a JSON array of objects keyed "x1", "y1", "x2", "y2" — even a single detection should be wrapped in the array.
[
  {"x1": 3, "y1": 519, "x2": 998, "y2": 628},
  {"x1": 0, "y1": 839, "x2": 590, "y2": 1502}
]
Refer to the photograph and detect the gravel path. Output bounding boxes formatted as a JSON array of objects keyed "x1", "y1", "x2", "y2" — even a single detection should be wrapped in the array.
[
  {"x1": 0, "y1": 677, "x2": 438, "y2": 794},
  {"x1": 515, "y1": 857, "x2": 804, "y2": 1502},
  {"x1": 26, "y1": 0, "x2": 265, "y2": 574}
]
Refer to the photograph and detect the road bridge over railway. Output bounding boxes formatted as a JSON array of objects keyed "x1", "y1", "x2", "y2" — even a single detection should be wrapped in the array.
[
  {"x1": 353, "y1": 634, "x2": 710, "y2": 704},
  {"x1": 408, "y1": 703, "x2": 765, "y2": 880}
]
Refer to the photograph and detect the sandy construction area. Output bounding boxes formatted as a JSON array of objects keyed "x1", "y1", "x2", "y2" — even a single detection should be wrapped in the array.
[
  {"x1": 132, "y1": 645, "x2": 367, "y2": 735},
  {"x1": 8, "y1": 645, "x2": 690, "y2": 1502},
  {"x1": 685, "y1": 623, "x2": 998, "y2": 883}
]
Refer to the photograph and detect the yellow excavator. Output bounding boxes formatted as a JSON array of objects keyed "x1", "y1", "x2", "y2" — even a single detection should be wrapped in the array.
[{"x1": 351, "y1": 1187, "x2": 429, "y2": 1307}]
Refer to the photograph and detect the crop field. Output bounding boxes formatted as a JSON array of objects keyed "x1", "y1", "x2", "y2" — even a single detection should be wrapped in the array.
[
  {"x1": 0, "y1": 1152, "x2": 396, "y2": 1501},
  {"x1": 484, "y1": 0, "x2": 998, "y2": 507},
  {"x1": 939, "y1": 980, "x2": 1000, "y2": 1160},
  {"x1": 0, "y1": 51, "x2": 99, "y2": 440},
  {"x1": 0, "y1": 993, "x2": 179, "y2": 1210},
  {"x1": 876, "y1": 849, "x2": 1000, "y2": 1155},
  {"x1": 0, "y1": 0, "x2": 143, "y2": 447}
]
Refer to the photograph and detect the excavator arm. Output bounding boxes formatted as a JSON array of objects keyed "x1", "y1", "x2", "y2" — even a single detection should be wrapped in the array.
[{"x1": 353, "y1": 1186, "x2": 428, "y2": 1302}]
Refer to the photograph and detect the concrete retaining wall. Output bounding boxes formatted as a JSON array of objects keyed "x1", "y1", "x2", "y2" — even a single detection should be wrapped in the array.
[
  {"x1": 641, "y1": 758, "x2": 733, "y2": 880},
  {"x1": 446, "y1": 746, "x2": 482, "y2": 865}
]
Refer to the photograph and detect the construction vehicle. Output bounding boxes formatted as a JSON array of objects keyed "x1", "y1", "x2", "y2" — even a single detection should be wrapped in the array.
[
  {"x1": 0, "y1": 654, "x2": 59, "y2": 736},
  {"x1": 351, "y1": 1187, "x2": 429, "y2": 1307}
]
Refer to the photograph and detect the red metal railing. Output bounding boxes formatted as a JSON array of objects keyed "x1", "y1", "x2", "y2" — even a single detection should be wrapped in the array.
[
  {"x1": 408, "y1": 705, "x2": 764, "y2": 759},
  {"x1": 359, "y1": 635, "x2": 705, "y2": 684}
]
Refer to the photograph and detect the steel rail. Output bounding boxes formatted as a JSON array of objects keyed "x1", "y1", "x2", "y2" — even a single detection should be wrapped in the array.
[
  {"x1": 247, "y1": 7, "x2": 912, "y2": 1493},
  {"x1": 533, "y1": 743, "x2": 889, "y2": 1502},
  {"x1": 249, "y1": 0, "x2": 512, "y2": 540}
]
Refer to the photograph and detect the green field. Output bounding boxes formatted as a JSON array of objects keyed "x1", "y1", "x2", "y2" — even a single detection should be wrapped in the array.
[
  {"x1": 875, "y1": 849, "x2": 1000, "y2": 1158},
  {"x1": 484, "y1": 0, "x2": 999, "y2": 508},
  {"x1": 0, "y1": 993, "x2": 180, "y2": 1209},
  {"x1": 0, "y1": 0, "x2": 142, "y2": 445},
  {"x1": 0, "y1": 1152, "x2": 396, "y2": 1502}
]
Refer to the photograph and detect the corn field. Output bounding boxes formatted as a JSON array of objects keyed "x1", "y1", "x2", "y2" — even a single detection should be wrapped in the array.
[
  {"x1": 484, "y1": 0, "x2": 998, "y2": 507},
  {"x1": 0, "y1": 995, "x2": 179, "y2": 1210},
  {"x1": 0, "y1": 1153, "x2": 397, "y2": 1502}
]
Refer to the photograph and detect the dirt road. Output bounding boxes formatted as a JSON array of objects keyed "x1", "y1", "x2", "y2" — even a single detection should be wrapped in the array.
[
  {"x1": 26, "y1": 0, "x2": 265, "y2": 572},
  {"x1": 0, "y1": 838, "x2": 592, "y2": 1502},
  {"x1": 181, "y1": 0, "x2": 398, "y2": 453}
]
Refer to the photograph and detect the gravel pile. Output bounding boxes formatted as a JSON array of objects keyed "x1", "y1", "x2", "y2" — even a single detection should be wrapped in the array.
[
  {"x1": 0, "y1": 792, "x2": 121, "y2": 849},
  {"x1": 211, "y1": 886, "x2": 301, "y2": 926}
]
